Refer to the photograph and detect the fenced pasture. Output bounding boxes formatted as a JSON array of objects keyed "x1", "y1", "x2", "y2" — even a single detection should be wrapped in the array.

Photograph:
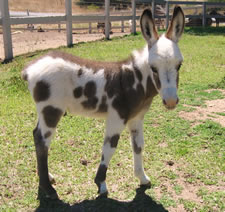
[
  {"x1": 1, "y1": 0, "x2": 225, "y2": 61},
  {"x1": 0, "y1": 27, "x2": 224, "y2": 211}
]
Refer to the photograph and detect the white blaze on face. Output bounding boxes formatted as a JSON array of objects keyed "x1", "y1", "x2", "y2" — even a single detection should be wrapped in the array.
[{"x1": 149, "y1": 35, "x2": 183, "y2": 109}]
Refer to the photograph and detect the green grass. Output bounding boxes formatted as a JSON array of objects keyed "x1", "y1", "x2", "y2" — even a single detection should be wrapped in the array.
[{"x1": 0, "y1": 27, "x2": 225, "y2": 211}]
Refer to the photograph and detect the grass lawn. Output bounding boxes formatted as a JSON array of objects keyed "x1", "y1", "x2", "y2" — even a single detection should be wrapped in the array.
[{"x1": 0, "y1": 27, "x2": 224, "y2": 212}]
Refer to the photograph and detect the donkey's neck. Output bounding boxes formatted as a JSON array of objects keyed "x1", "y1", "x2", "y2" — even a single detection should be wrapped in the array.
[{"x1": 112, "y1": 46, "x2": 158, "y2": 122}]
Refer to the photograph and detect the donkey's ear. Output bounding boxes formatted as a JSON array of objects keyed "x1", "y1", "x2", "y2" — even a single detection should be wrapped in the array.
[
  {"x1": 166, "y1": 6, "x2": 185, "y2": 43},
  {"x1": 140, "y1": 9, "x2": 158, "y2": 46}
]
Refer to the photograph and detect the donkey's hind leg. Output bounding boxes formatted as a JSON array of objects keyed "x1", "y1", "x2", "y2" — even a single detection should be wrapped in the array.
[{"x1": 33, "y1": 105, "x2": 64, "y2": 199}]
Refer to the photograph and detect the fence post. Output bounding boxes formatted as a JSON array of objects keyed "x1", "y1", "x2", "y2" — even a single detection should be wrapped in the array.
[
  {"x1": 202, "y1": 2, "x2": 206, "y2": 27},
  {"x1": 0, "y1": 0, "x2": 13, "y2": 61},
  {"x1": 89, "y1": 22, "x2": 92, "y2": 34},
  {"x1": 132, "y1": 0, "x2": 136, "y2": 34},
  {"x1": 165, "y1": 0, "x2": 169, "y2": 29},
  {"x1": 121, "y1": 20, "x2": 124, "y2": 32},
  {"x1": 65, "y1": 0, "x2": 73, "y2": 47},
  {"x1": 152, "y1": 0, "x2": 155, "y2": 19},
  {"x1": 105, "y1": 0, "x2": 110, "y2": 39}
]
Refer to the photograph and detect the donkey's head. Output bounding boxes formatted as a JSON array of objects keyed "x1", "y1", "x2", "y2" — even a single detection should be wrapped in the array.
[{"x1": 140, "y1": 6, "x2": 185, "y2": 110}]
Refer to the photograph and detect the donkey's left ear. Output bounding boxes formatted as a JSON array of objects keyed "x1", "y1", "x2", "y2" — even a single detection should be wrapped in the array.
[{"x1": 166, "y1": 6, "x2": 185, "y2": 43}]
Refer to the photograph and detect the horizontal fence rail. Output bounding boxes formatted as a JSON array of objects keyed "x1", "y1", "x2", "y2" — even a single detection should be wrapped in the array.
[{"x1": 0, "y1": 0, "x2": 225, "y2": 61}]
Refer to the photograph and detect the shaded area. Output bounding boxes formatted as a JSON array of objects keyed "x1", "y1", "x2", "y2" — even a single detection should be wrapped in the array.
[
  {"x1": 184, "y1": 26, "x2": 225, "y2": 36},
  {"x1": 35, "y1": 186, "x2": 168, "y2": 212}
]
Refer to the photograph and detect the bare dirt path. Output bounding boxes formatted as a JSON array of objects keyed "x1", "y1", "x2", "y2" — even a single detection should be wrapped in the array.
[
  {"x1": 179, "y1": 89, "x2": 225, "y2": 127},
  {"x1": 0, "y1": 31, "x2": 129, "y2": 60}
]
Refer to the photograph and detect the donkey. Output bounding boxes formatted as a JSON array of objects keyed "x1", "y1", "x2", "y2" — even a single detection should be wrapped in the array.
[{"x1": 22, "y1": 6, "x2": 184, "y2": 199}]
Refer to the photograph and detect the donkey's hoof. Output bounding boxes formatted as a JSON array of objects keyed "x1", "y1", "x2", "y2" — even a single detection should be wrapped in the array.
[
  {"x1": 140, "y1": 182, "x2": 151, "y2": 189},
  {"x1": 139, "y1": 175, "x2": 150, "y2": 185},
  {"x1": 97, "y1": 191, "x2": 108, "y2": 199},
  {"x1": 38, "y1": 186, "x2": 59, "y2": 200},
  {"x1": 97, "y1": 182, "x2": 108, "y2": 195},
  {"x1": 46, "y1": 192, "x2": 59, "y2": 200}
]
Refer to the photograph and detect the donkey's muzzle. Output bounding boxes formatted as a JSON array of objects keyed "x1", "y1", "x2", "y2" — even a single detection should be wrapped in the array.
[{"x1": 162, "y1": 88, "x2": 179, "y2": 110}]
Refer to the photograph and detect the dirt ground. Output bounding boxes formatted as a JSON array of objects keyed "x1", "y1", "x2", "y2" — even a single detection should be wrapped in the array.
[
  {"x1": 0, "y1": 30, "x2": 130, "y2": 60},
  {"x1": 179, "y1": 89, "x2": 225, "y2": 127}
]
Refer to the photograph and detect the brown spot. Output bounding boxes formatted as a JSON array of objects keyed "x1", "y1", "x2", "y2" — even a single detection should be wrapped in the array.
[
  {"x1": 44, "y1": 131, "x2": 52, "y2": 139},
  {"x1": 73, "y1": 86, "x2": 83, "y2": 98},
  {"x1": 133, "y1": 139, "x2": 142, "y2": 154},
  {"x1": 136, "y1": 83, "x2": 145, "y2": 98},
  {"x1": 112, "y1": 95, "x2": 129, "y2": 123},
  {"x1": 95, "y1": 164, "x2": 107, "y2": 182},
  {"x1": 78, "y1": 68, "x2": 83, "y2": 77},
  {"x1": 94, "y1": 164, "x2": 107, "y2": 193},
  {"x1": 109, "y1": 134, "x2": 120, "y2": 148},
  {"x1": 98, "y1": 95, "x2": 108, "y2": 113},
  {"x1": 123, "y1": 68, "x2": 135, "y2": 88},
  {"x1": 131, "y1": 129, "x2": 137, "y2": 134},
  {"x1": 133, "y1": 142, "x2": 142, "y2": 154},
  {"x1": 131, "y1": 130, "x2": 142, "y2": 154},
  {"x1": 84, "y1": 81, "x2": 96, "y2": 98},
  {"x1": 112, "y1": 82, "x2": 146, "y2": 123},
  {"x1": 110, "y1": 68, "x2": 142, "y2": 122},
  {"x1": 82, "y1": 81, "x2": 98, "y2": 109},
  {"x1": 146, "y1": 76, "x2": 158, "y2": 99},
  {"x1": 42, "y1": 106, "x2": 63, "y2": 128},
  {"x1": 134, "y1": 66, "x2": 143, "y2": 82},
  {"x1": 33, "y1": 80, "x2": 50, "y2": 102},
  {"x1": 104, "y1": 72, "x2": 121, "y2": 99},
  {"x1": 82, "y1": 97, "x2": 98, "y2": 110}
]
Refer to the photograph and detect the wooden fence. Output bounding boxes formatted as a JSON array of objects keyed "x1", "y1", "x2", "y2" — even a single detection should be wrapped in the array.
[{"x1": 0, "y1": 0, "x2": 225, "y2": 61}]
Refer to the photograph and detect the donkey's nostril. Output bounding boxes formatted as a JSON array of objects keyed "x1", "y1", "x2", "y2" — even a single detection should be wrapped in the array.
[{"x1": 176, "y1": 98, "x2": 179, "y2": 104}]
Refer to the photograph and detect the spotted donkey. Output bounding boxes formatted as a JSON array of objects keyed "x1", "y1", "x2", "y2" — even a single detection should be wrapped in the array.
[{"x1": 22, "y1": 6, "x2": 185, "y2": 199}]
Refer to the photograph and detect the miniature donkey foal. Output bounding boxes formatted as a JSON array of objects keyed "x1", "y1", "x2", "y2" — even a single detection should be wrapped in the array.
[{"x1": 22, "y1": 7, "x2": 185, "y2": 199}]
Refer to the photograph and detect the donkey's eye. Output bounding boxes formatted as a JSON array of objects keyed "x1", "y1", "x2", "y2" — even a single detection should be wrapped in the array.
[
  {"x1": 151, "y1": 66, "x2": 158, "y2": 74},
  {"x1": 177, "y1": 63, "x2": 182, "y2": 71}
]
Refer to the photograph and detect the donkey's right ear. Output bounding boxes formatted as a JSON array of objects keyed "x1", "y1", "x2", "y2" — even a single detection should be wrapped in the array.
[{"x1": 140, "y1": 9, "x2": 158, "y2": 46}]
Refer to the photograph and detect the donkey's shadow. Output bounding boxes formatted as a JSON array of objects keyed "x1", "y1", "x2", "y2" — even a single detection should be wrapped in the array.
[{"x1": 35, "y1": 185, "x2": 168, "y2": 212}]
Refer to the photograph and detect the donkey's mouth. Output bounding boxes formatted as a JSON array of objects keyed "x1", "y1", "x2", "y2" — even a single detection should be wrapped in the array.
[
  {"x1": 164, "y1": 104, "x2": 177, "y2": 110},
  {"x1": 163, "y1": 98, "x2": 179, "y2": 110}
]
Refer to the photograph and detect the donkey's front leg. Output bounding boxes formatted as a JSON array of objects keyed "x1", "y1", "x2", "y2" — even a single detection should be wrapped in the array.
[
  {"x1": 95, "y1": 113, "x2": 125, "y2": 195},
  {"x1": 128, "y1": 119, "x2": 150, "y2": 186}
]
